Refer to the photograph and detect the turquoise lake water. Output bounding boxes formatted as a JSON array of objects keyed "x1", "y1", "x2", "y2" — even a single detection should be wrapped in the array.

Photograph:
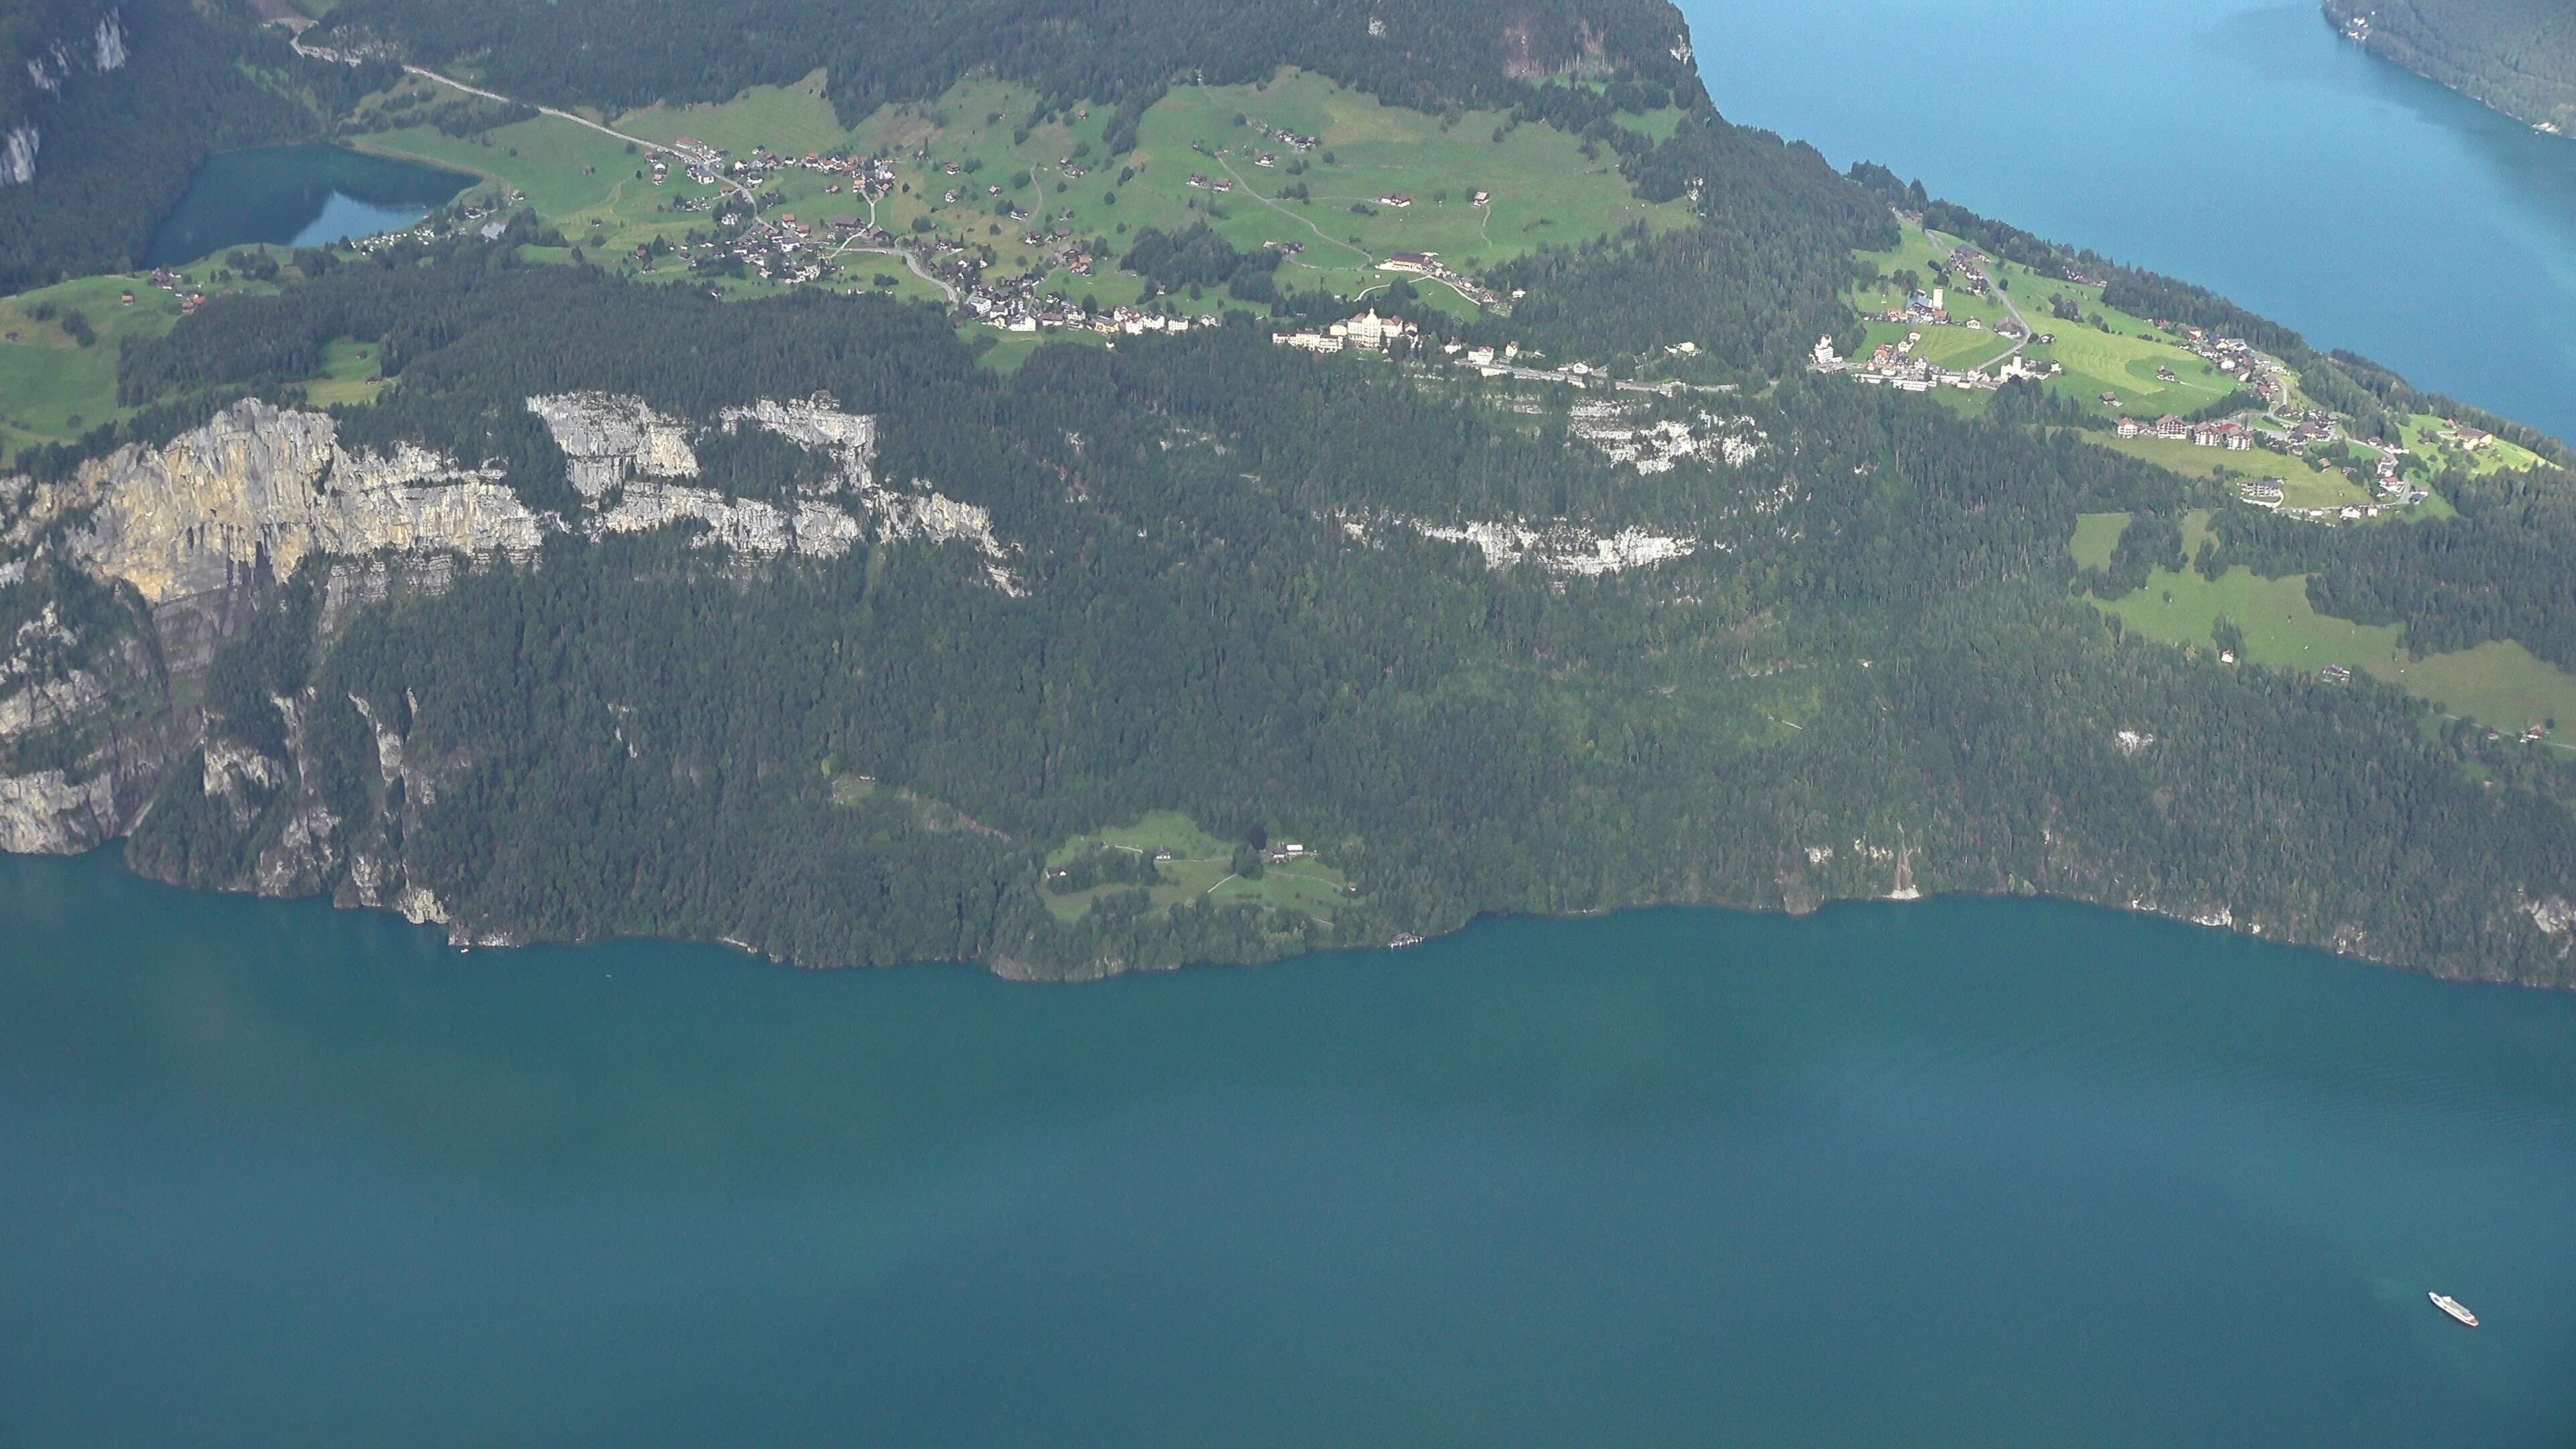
[
  {"x1": 1, "y1": 850, "x2": 2570, "y2": 1446},
  {"x1": 144, "y1": 144, "x2": 473, "y2": 268},
  {"x1": 13, "y1": 8, "x2": 2576, "y2": 1440},
  {"x1": 1679, "y1": 0, "x2": 2576, "y2": 441}
]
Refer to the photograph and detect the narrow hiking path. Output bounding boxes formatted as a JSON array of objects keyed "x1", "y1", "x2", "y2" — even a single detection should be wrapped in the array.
[{"x1": 1216, "y1": 154, "x2": 1374, "y2": 266}]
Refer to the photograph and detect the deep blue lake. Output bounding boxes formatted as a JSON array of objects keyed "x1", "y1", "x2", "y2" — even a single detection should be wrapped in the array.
[
  {"x1": 1680, "y1": 0, "x2": 2576, "y2": 441},
  {"x1": 11, "y1": 7, "x2": 2576, "y2": 1443},
  {"x1": 145, "y1": 144, "x2": 473, "y2": 268},
  {"x1": 2, "y1": 851, "x2": 2571, "y2": 1446}
]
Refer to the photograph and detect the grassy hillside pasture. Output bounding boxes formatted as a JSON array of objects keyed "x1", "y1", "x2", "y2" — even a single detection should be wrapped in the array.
[
  {"x1": 1, "y1": 250, "x2": 294, "y2": 460},
  {"x1": 298, "y1": 338, "x2": 391, "y2": 408},
  {"x1": 614, "y1": 71, "x2": 850, "y2": 158},
  {"x1": 358, "y1": 113, "x2": 635, "y2": 219},
  {"x1": 0, "y1": 272, "x2": 271, "y2": 454},
  {"x1": 2087, "y1": 431, "x2": 2370, "y2": 511},
  {"x1": 343, "y1": 68, "x2": 1690, "y2": 333},
  {"x1": 843, "y1": 78, "x2": 1144, "y2": 296},
  {"x1": 1848, "y1": 225, "x2": 2015, "y2": 330},
  {"x1": 2088, "y1": 512, "x2": 2576, "y2": 737},
  {"x1": 871, "y1": 71, "x2": 1690, "y2": 301},
  {"x1": 1851, "y1": 222, "x2": 2245, "y2": 421},
  {"x1": 2401, "y1": 643, "x2": 2576, "y2": 739},
  {"x1": 0, "y1": 276, "x2": 177, "y2": 452},
  {"x1": 1861, "y1": 320, "x2": 2014, "y2": 372},
  {"x1": 839, "y1": 70, "x2": 1690, "y2": 304},
  {"x1": 358, "y1": 93, "x2": 961, "y2": 306},
  {"x1": 2032, "y1": 324, "x2": 2233, "y2": 419},
  {"x1": 2395, "y1": 411, "x2": 2547, "y2": 476},
  {"x1": 1133, "y1": 73, "x2": 1691, "y2": 290}
]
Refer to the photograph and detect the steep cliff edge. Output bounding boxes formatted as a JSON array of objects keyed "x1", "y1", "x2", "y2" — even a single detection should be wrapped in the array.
[{"x1": 0, "y1": 391, "x2": 1008, "y2": 873}]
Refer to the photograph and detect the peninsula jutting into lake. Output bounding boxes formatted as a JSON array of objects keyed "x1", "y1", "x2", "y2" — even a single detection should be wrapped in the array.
[{"x1": 1, "y1": 0, "x2": 2570, "y2": 986}]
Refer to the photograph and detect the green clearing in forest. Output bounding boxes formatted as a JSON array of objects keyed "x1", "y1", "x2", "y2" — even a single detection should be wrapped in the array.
[
  {"x1": 0, "y1": 276, "x2": 176, "y2": 451},
  {"x1": 1044, "y1": 810, "x2": 1352, "y2": 924},
  {"x1": 2070, "y1": 511, "x2": 2129, "y2": 570},
  {"x1": 1861, "y1": 320, "x2": 2013, "y2": 372},
  {"x1": 2394, "y1": 411, "x2": 2548, "y2": 476},
  {"x1": 2084, "y1": 512, "x2": 2576, "y2": 736},
  {"x1": 299, "y1": 338, "x2": 391, "y2": 407}
]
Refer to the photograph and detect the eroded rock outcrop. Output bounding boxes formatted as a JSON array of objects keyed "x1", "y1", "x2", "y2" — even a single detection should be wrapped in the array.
[
  {"x1": 527, "y1": 390, "x2": 1024, "y2": 590},
  {"x1": 1342, "y1": 513, "x2": 1698, "y2": 576},
  {"x1": 21, "y1": 400, "x2": 546, "y2": 604},
  {"x1": 525, "y1": 392, "x2": 702, "y2": 498},
  {"x1": 0, "y1": 588, "x2": 189, "y2": 853},
  {"x1": 0, "y1": 390, "x2": 1024, "y2": 875}
]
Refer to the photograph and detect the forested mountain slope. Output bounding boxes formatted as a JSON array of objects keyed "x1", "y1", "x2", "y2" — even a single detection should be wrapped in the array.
[
  {"x1": 0, "y1": 0, "x2": 2571, "y2": 983},
  {"x1": 2325, "y1": 0, "x2": 2576, "y2": 132},
  {"x1": 5, "y1": 252, "x2": 2569, "y2": 982}
]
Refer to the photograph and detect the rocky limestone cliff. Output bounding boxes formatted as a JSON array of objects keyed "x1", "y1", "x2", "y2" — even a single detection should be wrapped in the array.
[
  {"x1": 0, "y1": 592, "x2": 188, "y2": 854},
  {"x1": 2, "y1": 394, "x2": 1023, "y2": 604},
  {"x1": 529, "y1": 390, "x2": 1021, "y2": 588},
  {"x1": 1340, "y1": 512, "x2": 1698, "y2": 575},
  {"x1": 0, "y1": 390, "x2": 1024, "y2": 871},
  {"x1": 29, "y1": 400, "x2": 546, "y2": 604},
  {"x1": 1, "y1": 124, "x2": 37, "y2": 187},
  {"x1": 525, "y1": 392, "x2": 702, "y2": 499}
]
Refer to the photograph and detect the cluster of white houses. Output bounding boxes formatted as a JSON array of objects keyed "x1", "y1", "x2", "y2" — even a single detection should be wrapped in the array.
[
  {"x1": 652, "y1": 140, "x2": 900, "y2": 201},
  {"x1": 1246, "y1": 119, "x2": 1323, "y2": 153},
  {"x1": 1273, "y1": 309, "x2": 1421, "y2": 352},
  {"x1": 1877, "y1": 286, "x2": 1953, "y2": 327},
  {"x1": 2169, "y1": 327, "x2": 2286, "y2": 404},
  {"x1": 2237, "y1": 483, "x2": 2422, "y2": 521},
  {"x1": 2116, "y1": 414, "x2": 2254, "y2": 449},
  {"x1": 1818, "y1": 331, "x2": 2049, "y2": 393},
  {"x1": 1269, "y1": 317, "x2": 1699, "y2": 395},
  {"x1": 966, "y1": 286, "x2": 1223, "y2": 334}
]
